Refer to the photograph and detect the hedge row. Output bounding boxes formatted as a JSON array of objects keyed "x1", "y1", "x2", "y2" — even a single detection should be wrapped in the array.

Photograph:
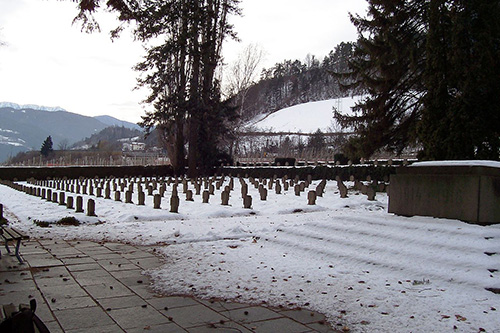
[
  {"x1": 218, "y1": 165, "x2": 396, "y2": 182},
  {"x1": 0, "y1": 164, "x2": 397, "y2": 182}
]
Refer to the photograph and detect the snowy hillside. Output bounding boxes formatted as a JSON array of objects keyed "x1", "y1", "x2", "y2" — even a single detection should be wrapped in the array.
[{"x1": 248, "y1": 96, "x2": 363, "y2": 133}]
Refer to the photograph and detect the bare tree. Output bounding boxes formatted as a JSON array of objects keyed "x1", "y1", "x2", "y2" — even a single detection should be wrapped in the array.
[
  {"x1": 225, "y1": 43, "x2": 264, "y2": 156},
  {"x1": 57, "y1": 139, "x2": 70, "y2": 151},
  {"x1": 225, "y1": 43, "x2": 264, "y2": 108}
]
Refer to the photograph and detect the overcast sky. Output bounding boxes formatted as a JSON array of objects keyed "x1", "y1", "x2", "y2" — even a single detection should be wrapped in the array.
[{"x1": 0, "y1": 0, "x2": 367, "y2": 123}]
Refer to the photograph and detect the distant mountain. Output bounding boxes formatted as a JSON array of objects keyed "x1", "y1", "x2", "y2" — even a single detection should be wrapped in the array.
[
  {"x1": 72, "y1": 126, "x2": 144, "y2": 151},
  {"x1": 0, "y1": 102, "x2": 66, "y2": 112},
  {"x1": 94, "y1": 115, "x2": 141, "y2": 130},
  {"x1": 0, "y1": 104, "x2": 108, "y2": 162}
]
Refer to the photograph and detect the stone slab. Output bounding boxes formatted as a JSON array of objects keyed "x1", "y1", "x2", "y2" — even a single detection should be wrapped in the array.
[
  {"x1": 106, "y1": 305, "x2": 171, "y2": 329},
  {"x1": 84, "y1": 282, "x2": 135, "y2": 299},
  {"x1": 147, "y1": 296, "x2": 200, "y2": 311},
  {"x1": 38, "y1": 284, "x2": 89, "y2": 299},
  {"x1": 47, "y1": 295, "x2": 97, "y2": 311},
  {"x1": 126, "y1": 322, "x2": 185, "y2": 333},
  {"x1": 53, "y1": 306, "x2": 115, "y2": 330},
  {"x1": 97, "y1": 295, "x2": 148, "y2": 310},
  {"x1": 164, "y1": 304, "x2": 229, "y2": 328},
  {"x1": 242, "y1": 316, "x2": 313, "y2": 333},
  {"x1": 221, "y1": 306, "x2": 282, "y2": 324},
  {"x1": 280, "y1": 308, "x2": 328, "y2": 325},
  {"x1": 65, "y1": 262, "x2": 103, "y2": 272}
]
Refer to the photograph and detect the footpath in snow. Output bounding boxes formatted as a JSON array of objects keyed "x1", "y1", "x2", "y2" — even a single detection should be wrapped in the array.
[{"x1": 1, "y1": 178, "x2": 499, "y2": 332}]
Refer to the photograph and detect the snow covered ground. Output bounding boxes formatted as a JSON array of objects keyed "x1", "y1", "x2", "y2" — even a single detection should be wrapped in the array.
[
  {"x1": 249, "y1": 96, "x2": 363, "y2": 133},
  {"x1": 1, "y1": 178, "x2": 499, "y2": 332}
]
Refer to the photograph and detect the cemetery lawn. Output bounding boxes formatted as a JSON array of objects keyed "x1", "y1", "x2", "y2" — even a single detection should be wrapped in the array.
[{"x1": 1, "y1": 180, "x2": 499, "y2": 332}]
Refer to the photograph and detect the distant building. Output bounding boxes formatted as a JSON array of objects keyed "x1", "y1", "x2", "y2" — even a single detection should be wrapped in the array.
[{"x1": 122, "y1": 142, "x2": 146, "y2": 151}]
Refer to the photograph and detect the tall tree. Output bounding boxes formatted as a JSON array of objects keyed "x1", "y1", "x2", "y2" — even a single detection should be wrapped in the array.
[
  {"x1": 418, "y1": 0, "x2": 452, "y2": 160},
  {"x1": 334, "y1": 0, "x2": 428, "y2": 159},
  {"x1": 72, "y1": 0, "x2": 240, "y2": 175},
  {"x1": 420, "y1": 0, "x2": 500, "y2": 160},
  {"x1": 337, "y1": 0, "x2": 500, "y2": 161}
]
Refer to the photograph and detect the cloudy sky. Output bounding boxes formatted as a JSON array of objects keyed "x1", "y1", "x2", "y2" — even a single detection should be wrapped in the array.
[{"x1": 0, "y1": 0, "x2": 367, "y2": 123}]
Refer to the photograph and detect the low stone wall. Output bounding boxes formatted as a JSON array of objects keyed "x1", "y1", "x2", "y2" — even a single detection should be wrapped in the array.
[
  {"x1": 0, "y1": 165, "x2": 175, "y2": 181},
  {"x1": 388, "y1": 162, "x2": 500, "y2": 225}
]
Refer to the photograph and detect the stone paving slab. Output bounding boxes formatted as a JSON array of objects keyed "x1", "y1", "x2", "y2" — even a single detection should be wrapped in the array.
[
  {"x1": 244, "y1": 317, "x2": 314, "y2": 333},
  {"x1": 106, "y1": 305, "x2": 172, "y2": 329},
  {"x1": 59, "y1": 256, "x2": 96, "y2": 265},
  {"x1": 84, "y1": 282, "x2": 136, "y2": 299},
  {"x1": 1, "y1": 239, "x2": 340, "y2": 332},
  {"x1": 48, "y1": 295, "x2": 96, "y2": 311},
  {"x1": 164, "y1": 303, "x2": 230, "y2": 328},
  {"x1": 127, "y1": 322, "x2": 185, "y2": 333},
  {"x1": 147, "y1": 295, "x2": 200, "y2": 311},
  {"x1": 280, "y1": 308, "x2": 328, "y2": 325},
  {"x1": 188, "y1": 320, "x2": 253, "y2": 333},
  {"x1": 221, "y1": 306, "x2": 283, "y2": 324},
  {"x1": 97, "y1": 295, "x2": 147, "y2": 310},
  {"x1": 53, "y1": 306, "x2": 116, "y2": 330}
]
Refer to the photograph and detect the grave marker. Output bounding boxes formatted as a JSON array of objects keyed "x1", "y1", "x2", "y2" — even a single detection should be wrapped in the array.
[
  {"x1": 202, "y1": 190, "x2": 210, "y2": 203},
  {"x1": 75, "y1": 196, "x2": 84, "y2": 213},
  {"x1": 138, "y1": 191, "x2": 145, "y2": 205},
  {"x1": 87, "y1": 199, "x2": 96, "y2": 216},
  {"x1": 170, "y1": 195, "x2": 179, "y2": 213},
  {"x1": 243, "y1": 195, "x2": 252, "y2": 209},
  {"x1": 154, "y1": 194, "x2": 161, "y2": 209}
]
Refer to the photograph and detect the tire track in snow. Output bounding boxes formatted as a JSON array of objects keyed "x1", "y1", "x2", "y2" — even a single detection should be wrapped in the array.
[
  {"x1": 330, "y1": 214, "x2": 500, "y2": 239},
  {"x1": 268, "y1": 225, "x2": 498, "y2": 290},
  {"x1": 308, "y1": 219, "x2": 495, "y2": 254},
  {"x1": 284, "y1": 226, "x2": 496, "y2": 276}
]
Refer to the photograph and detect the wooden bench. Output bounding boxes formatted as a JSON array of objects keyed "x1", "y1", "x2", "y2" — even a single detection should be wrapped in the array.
[{"x1": 0, "y1": 226, "x2": 29, "y2": 264}]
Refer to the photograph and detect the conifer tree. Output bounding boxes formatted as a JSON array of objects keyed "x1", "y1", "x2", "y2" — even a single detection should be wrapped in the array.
[
  {"x1": 334, "y1": 0, "x2": 427, "y2": 159},
  {"x1": 337, "y1": 0, "x2": 499, "y2": 161},
  {"x1": 40, "y1": 136, "x2": 53, "y2": 157},
  {"x1": 420, "y1": 0, "x2": 500, "y2": 160}
]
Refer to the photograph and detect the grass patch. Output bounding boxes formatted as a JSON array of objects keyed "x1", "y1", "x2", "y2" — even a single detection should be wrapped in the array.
[
  {"x1": 34, "y1": 220, "x2": 50, "y2": 228},
  {"x1": 34, "y1": 216, "x2": 81, "y2": 228},
  {"x1": 56, "y1": 216, "x2": 80, "y2": 226}
]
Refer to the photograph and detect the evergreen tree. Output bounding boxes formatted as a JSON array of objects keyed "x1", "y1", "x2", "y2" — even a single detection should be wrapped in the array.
[
  {"x1": 307, "y1": 129, "x2": 326, "y2": 151},
  {"x1": 420, "y1": 0, "x2": 500, "y2": 160},
  {"x1": 40, "y1": 136, "x2": 53, "y2": 157},
  {"x1": 337, "y1": 0, "x2": 499, "y2": 161},
  {"x1": 334, "y1": 0, "x2": 427, "y2": 159},
  {"x1": 418, "y1": 0, "x2": 453, "y2": 160}
]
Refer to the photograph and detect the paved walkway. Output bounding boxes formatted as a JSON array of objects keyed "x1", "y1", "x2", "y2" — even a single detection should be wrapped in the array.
[{"x1": 1, "y1": 238, "x2": 338, "y2": 332}]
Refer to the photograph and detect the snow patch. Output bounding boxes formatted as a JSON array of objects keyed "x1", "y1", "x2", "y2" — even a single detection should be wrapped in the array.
[{"x1": 412, "y1": 160, "x2": 500, "y2": 169}]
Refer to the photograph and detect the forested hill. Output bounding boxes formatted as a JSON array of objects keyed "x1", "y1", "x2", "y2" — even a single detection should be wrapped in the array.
[{"x1": 238, "y1": 42, "x2": 356, "y2": 122}]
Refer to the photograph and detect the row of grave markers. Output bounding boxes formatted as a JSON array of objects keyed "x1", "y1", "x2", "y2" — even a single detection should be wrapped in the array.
[{"x1": 1, "y1": 173, "x2": 385, "y2": 217}]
